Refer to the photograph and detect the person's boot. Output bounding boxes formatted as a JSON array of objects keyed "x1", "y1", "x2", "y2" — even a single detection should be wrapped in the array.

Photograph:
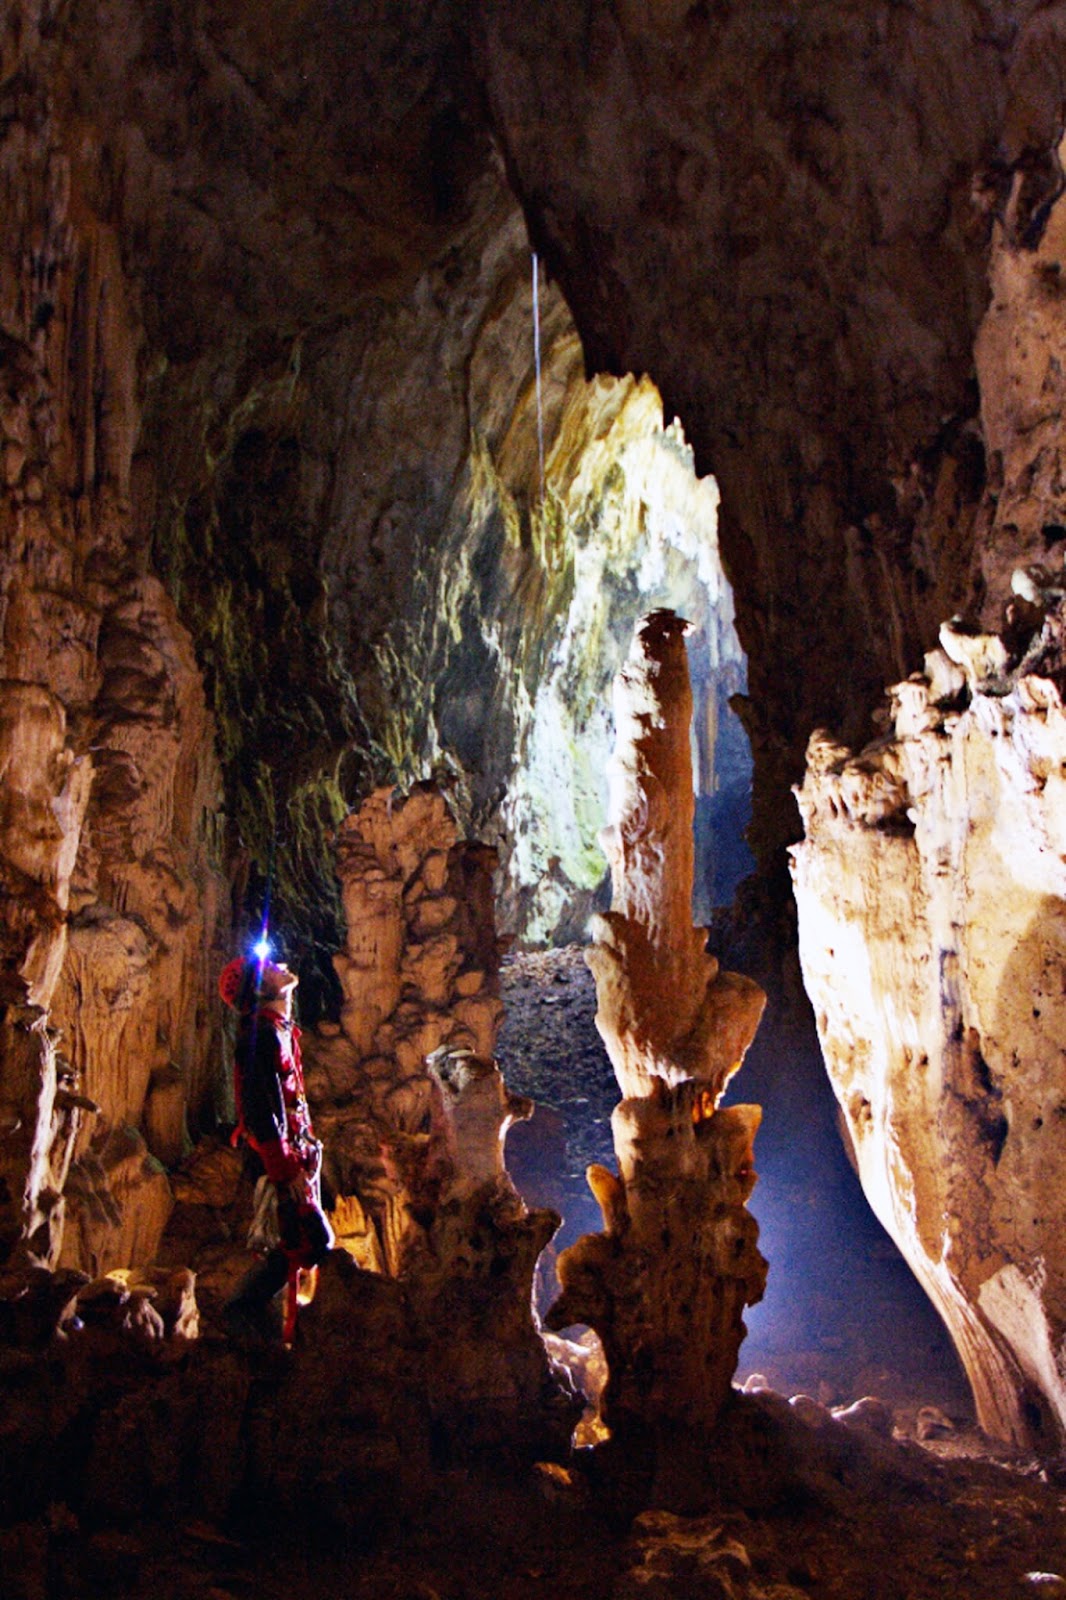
[{"x1": 221, "y1": 1249, "x2": 288, "y2": 1345}]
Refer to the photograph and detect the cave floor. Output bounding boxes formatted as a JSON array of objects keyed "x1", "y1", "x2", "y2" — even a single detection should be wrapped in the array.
[
  {"x1": 7, "y1": 949, "x2": 1061, "y2": 1600},
  {"x1": 18, "y1": 1418, "x2": 1066, "y2": 1600}
]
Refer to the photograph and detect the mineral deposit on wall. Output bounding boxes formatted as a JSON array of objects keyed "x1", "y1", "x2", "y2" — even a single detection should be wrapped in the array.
[
  {"x1": 793, "y1": 582, "x2": 1066, "y2": 1450},
  {"x1": 0, "y1": 54, "x2": 226, "y2": 1275}
]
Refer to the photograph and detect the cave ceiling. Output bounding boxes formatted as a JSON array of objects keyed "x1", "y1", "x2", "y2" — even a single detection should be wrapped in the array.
[{"x1": 7, "y1": 0, "x2": 1049, "y2": 909}]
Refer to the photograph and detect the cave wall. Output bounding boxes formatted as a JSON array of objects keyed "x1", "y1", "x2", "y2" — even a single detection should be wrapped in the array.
[
  {"x1": 138, "y1": 103, "x2": 747, "y2": 951},
  {"x1": 792, "y1": 595, "x2": 1066, "y2": 1452},
  {"x1": 0, "y1": 12, "x2": 229, "y2": 1268},
  {"x1": 5, "y1": 0, "x2": 1066, "y2": 1444},
  {"x1": 11, "y1": 0, "x2": 1016, "y2": 946},
  {"x1": 792, "y1": 157, "x2": 1066, "y2": 1452}
]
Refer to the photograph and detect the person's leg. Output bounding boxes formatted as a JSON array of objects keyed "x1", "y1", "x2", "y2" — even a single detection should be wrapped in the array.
[{"x1": 222, "y1": 1247, "x2": 289, "y2": 1340}]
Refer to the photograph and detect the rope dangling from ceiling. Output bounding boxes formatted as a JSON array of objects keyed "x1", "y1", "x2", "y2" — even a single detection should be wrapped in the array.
[{"x1": 532, "y1": 251, "x2": 546, "y2": 501}]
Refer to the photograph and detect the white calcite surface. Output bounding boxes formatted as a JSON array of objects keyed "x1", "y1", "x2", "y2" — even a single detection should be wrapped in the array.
[{"x1": 793, "y1": 595, "x2": 1066, "y2": 1449}]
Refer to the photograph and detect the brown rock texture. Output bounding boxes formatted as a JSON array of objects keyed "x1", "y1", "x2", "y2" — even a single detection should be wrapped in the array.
[
  {"x1": 793, "y1": 575, "x2": 1066, "y2": 1451},
  {"x1": 0, "y1": 10, "x2": 227, "y2": 1273},
  {"x1": 548, "y1": 612, "x2": 766, "y2": 1460},
  {"x1": 976, "y1": 122, "x2": 1066, "y2": 611},
  {"x1": 301, "y1": 785, "x2": 578, "y2": 1457},
  {"x1": 471, "y1": 0, "x2": 1013, "y2": 864}
]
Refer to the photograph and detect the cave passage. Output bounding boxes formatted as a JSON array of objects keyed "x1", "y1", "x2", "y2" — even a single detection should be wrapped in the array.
[{"x1": 473, "y1": 363, "x2": 962, "y2": 1406}]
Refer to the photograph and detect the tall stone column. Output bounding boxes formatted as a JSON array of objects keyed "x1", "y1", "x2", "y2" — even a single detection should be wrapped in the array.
[
  {"x1": 302, "y1": 785, "x2": 579, "y2": 1461},
  {"x1": 546, "y1": 610, "x2": 767, "y2": 1473}
]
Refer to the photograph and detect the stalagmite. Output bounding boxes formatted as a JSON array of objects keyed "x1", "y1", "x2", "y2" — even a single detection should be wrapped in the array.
[
  {"x1": 546, "y1": 610, "x2": 767, "y2": 1462},
  {"x1": 299, "y1": 784, "x2": 578, "y2": 1458}
]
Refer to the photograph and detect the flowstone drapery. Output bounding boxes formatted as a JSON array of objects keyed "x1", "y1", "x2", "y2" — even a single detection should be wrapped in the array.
[
  {"x1": 0, "y1": 119, "x2": 226, "y2": 1275},
  {"x1": 546, "y1": 610, "x2": 767, "y2": 1456}
]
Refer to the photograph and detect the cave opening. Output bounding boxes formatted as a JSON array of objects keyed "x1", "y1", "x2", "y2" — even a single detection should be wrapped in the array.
[{"x1": 458, "y1": 265, "x2": 959, "y2": 1416}]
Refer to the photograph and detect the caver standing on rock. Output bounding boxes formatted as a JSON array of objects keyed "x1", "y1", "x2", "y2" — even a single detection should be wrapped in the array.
[{"x1": 219, "y1": 951, "x2": 333, "y2": 1342}]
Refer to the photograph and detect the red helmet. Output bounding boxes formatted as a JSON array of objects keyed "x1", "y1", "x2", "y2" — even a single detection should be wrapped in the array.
[
  {"x1": 219, "y1": 957, "x2": 249, "y2": 1010},
  {"x1": 219, "y1": 955, "x2": 298, "y2": 1011}
]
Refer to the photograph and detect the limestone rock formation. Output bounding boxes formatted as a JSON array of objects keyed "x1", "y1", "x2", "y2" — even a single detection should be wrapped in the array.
[
  {"x1": 588, "y1": 610, "x2": 766, "y2": 1102},
  {"x1": 11, "y1": 0, "x2": 1066, "y2": 1517},
  {"x1": 0, "y1": 44, "x2": 227, "y2": 1273},
  {"x1": 473, "y1": 0, "x2": 1007, "y2": 867},
  {"x1": 0, "y1": 680, "x2": 92, "y2": 1265},
  {"x1": 793, "y1": 575, "x2": 1066, "y2": 1451},
  {"x1": 300, "y1": 785, "x2": 578, "y2": 1458},
  {"x1": 548, "y1": 612, "x2": 766, "y2": 1460},
  {"x1": 975, "y1": 120, "x2": 1066, "y2": 614},
  {"x1": 321, "y1": 785, "x2": 507, "y2": 1202}
]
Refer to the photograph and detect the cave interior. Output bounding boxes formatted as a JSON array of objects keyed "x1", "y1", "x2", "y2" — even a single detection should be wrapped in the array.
[{"x1": 5, "y1": 4, "x2": 1066, "y2": 1598}]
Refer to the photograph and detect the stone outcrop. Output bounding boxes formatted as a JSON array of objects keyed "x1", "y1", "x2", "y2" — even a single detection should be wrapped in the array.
[
  {"x1": 0, "y1": 19, "x2": 226, "y2": 1273},
  {"x1": 547, "y1": 612, "x2": 766, "y2": 1466},
  {"x1": 793, "y1": 572, "x2": 1066, "y2": 1451},
  {"x1": 299, "y1": 785, "x2": 578, "y2": 1457},
  {"x1": 791, "y1": 111, "x2": 1066, "y2": 1455}
]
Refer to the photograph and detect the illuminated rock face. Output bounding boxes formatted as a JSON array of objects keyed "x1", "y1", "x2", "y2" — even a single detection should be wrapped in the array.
[
  {"x1": 588, "y1": 611, "x2": 766, "y2": 1103},
  {"x1": 548, "y1": 612, "x2": 766, "y2": 1455},
  {"x1": 0, "y1": 36, "x2": 227, "y2": 1271},
  {"x1": 793, "y1": 584, "x2": 1066, "y2": 1450},
  {"x1": 302, "y1": 786, "x2": 578, "y2": 1457},
  {"x1": 792, "y1": 128, "x2": 1066, "y2": 1453}
]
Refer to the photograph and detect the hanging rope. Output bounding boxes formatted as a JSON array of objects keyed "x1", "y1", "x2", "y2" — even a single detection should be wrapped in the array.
[{"x1": 532, "y1": 251, "x2": 546, "y2": 501}]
